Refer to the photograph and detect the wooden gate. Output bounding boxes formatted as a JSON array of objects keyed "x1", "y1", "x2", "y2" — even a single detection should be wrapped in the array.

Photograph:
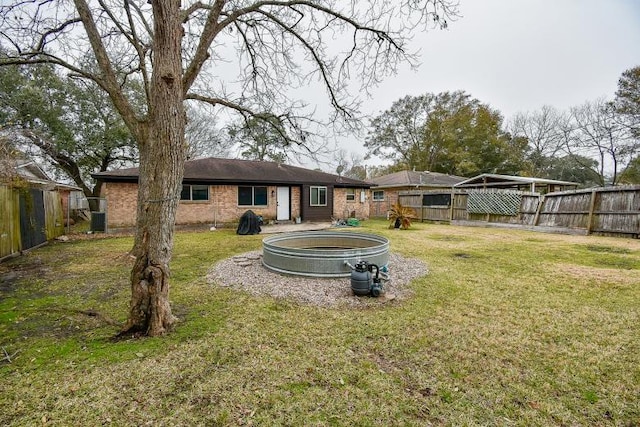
[{"x1": 19, "y1": 188, "x2": 47, "y2": 250}]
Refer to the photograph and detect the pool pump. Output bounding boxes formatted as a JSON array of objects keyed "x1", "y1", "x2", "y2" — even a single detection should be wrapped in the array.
[{"x1": 347, "y1": 260, "x2": 386, "y2": 297}]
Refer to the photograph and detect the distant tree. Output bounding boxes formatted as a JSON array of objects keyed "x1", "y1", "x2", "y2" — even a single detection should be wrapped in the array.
[
  {"x1": 366, "y1": 91, "x2": 526, "y2": 176},
  {"x1": 545, "y1": 154, "x2": 601, "y2": 187},
  {"x1": 618, "y1": 156, "x2": 640, "y2": 184},
  {"x1": 229, "y1": 114, "x2": 336, "y2": 164},
  {"x1": 366, "y1": 164, "x2": 395, "y2": 179},
  {"x1": 346, "y1": 164, "x2": 367, "y2": 181},
  {"x1": 184, "y1": 104, "x2": 228, "y2": 160},
  {"x1": 614, "y1": 66, "x2": 640, "y2": 137},
  {"x1": 228, "y1": 115, "x2": 290, "y2": 162},
  {"x1": 568, "y1": 98, "x2": 638, "y2": 186},
  {"x1": 509, "y1": 106, "x2": 568, "y2": 177},
  {"x1": 333, "y1": 149, "x2": 367, "y2": 180}
]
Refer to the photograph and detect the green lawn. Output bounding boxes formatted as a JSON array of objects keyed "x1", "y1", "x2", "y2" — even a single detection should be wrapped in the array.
[{"x1": 1, "y1": 220, "x2": 639, "y2": 426}]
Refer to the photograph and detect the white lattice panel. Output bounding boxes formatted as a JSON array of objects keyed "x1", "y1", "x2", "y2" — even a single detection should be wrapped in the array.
[{"x1": 467, "y1": 190, "x2": 522, "y2": 216}]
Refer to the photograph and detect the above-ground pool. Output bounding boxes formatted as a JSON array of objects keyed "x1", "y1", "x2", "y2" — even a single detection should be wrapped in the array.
[{"x1": 262, "y1": 231, "x2": 389, "y2": 277}]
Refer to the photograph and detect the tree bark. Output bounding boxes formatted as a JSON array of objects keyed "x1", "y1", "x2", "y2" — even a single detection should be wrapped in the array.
[{"x1": 121, "y1": 1, "x2": 185, "y2": 337}]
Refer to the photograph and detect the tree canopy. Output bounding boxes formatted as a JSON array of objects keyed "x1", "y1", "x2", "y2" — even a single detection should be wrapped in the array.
[
  {"x1": 365, "y1": 91, "x2": 526, "y2": 177},
  {"x1": 0, "y1": 62, "x2": 137, "y2": 199}
]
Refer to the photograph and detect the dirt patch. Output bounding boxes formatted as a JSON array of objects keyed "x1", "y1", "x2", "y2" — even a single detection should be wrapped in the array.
[
  {"x1": 554, "y1": 263, "x2": 639, "y2": 286},
  {"x1": 585, "y1": 245, "x2": 632, "y2": 254},
  {"x1": 0, "y1": 271, "x2": 19, "y2": 293},
  {"x1": 453, "y1": 253, "x2": 472, "y2": 259},
  {"x1": 0, "y1": 256, "x2": 51, "y2": 298}
]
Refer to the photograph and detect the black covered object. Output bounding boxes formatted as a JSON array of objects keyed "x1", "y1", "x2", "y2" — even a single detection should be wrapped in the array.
[{"x1": 236, "y1": 210, "x2": 262, "y2": 235}]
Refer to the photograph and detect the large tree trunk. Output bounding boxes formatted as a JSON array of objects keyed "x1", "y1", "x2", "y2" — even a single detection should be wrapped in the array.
[{"x1": 121, "y1": 1, "x2": 185, "y2": 337}]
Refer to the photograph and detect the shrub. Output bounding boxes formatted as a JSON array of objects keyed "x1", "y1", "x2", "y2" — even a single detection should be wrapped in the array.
[{"x1": 388, "y1": 201, "x2": 417, "y2": 229}]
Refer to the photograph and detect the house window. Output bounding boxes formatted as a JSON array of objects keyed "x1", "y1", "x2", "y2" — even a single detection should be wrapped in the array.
[
  {"x1": 238, "y1": 186, "x2": 268, "y2": 206},
  {"x1": 310, "y1": 186, "x2": 327, "y2": 206},
  {"x1": 181, "y1": 184, "x2": 209, "y2": 201},
  {"x1": 373, "y1": 190, "x2": 384, "y2": 201},
  {"x1": 346, "y1": 188, "x2": 356, "y2": 201}
]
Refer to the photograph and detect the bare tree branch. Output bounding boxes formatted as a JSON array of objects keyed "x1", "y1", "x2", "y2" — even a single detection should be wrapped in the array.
[
  {"x1": 256, "y1": 9, "x2": 351, "y2": 118},
  {"x1": 34, "y1": 17, "x2": 82, "y2": 52},
  {"x1": 71, "y1": 0, "x2": 143, "y2": 137}
]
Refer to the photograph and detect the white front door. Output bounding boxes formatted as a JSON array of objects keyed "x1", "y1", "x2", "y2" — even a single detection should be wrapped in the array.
[{"x1": 276, "y1": 187, "x2": 290, "y2": 220}]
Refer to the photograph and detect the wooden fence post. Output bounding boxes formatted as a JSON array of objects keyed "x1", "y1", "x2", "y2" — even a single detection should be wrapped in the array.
[
  {"x1": 586, "y1": 190, "x2": 597, "y2": 234},
  {"x1": 449, "y1": 189, "x2": 455, "y2": 222},
  {"x1": 533, "y1": 194, "x2": 544, "y2": 226}
]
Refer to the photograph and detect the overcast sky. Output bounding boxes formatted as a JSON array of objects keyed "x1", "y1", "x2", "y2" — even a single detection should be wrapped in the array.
[{"x1": 334, "y1": 0, "x2": 640, "y2": 165}]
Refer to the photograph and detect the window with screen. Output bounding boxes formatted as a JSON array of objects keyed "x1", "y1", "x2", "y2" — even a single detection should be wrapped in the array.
[{"x1": 346, "y1": 188, "x2": 356, "y2": 201}]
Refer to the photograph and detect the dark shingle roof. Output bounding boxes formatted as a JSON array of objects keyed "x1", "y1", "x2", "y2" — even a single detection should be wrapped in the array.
[
  {"x1": 93, "y1": 157, "x2": 371, "y2": 188},
  {"x1": 370, "y1": 170, "x2": 466, "y2": 188}
]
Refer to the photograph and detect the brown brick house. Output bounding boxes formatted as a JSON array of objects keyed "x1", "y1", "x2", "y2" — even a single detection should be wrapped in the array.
[{"x1": 93, "y1": 157, "x2": 372, "y2": 230}]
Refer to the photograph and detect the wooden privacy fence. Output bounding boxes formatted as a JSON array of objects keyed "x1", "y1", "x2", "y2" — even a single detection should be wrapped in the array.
[
  {"x1": 0, "y1": 184, "x2": 64, "y2": 260},
  {"x1": 0, "y1": 185, "x2": 21, "y2": 259},
  {"x1": 398, "y1": 185, "x2": 640, "y2": 237}
]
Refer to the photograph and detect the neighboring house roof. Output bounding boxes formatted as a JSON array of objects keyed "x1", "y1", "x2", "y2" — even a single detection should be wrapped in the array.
[
  {"x1": 369, "y1": 170, "x2": 466, "y2": 189},
  {"x1": 93, "y1": 157, "x2": 372, "y2": 188},
  {"x1": 454, "y1": 173, "x2": 578, "y2": 189},
  {"x1": 14, "y1": 159, "x2": 81, "y2": 191}
]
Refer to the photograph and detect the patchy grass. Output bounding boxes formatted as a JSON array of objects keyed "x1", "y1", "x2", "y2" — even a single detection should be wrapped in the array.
[{"x1": 0, "y1": 220, "x2": 639, "y2": 426}]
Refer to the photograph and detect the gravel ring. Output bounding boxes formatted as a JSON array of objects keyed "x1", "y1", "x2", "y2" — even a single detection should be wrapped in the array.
[{"x1": 206, "y1": 251, "x2": 428, "y2": 308}]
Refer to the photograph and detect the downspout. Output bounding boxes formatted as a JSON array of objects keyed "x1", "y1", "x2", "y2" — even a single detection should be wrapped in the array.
[{"x1": 213, "y1": 187, "x2": 217, "y2": 228}]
